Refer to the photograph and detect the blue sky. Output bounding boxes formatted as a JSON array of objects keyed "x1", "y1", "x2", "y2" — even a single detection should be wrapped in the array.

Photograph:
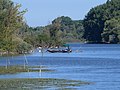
[{"x1": 12, "y1": 0, "x2": 107, "y2": 27}]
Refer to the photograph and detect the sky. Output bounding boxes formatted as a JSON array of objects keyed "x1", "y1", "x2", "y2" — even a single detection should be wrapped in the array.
[{"x1": 12, "y1": 0, "x2": 107, "y2": 27}]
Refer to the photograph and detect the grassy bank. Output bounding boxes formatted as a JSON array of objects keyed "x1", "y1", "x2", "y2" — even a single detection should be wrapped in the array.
[
  {"x1": 0, "y1": 78, "x2": 90, "y2": 90},
  {"x1": 0, "y1": 66, "x2": 54, "y2": 74}
]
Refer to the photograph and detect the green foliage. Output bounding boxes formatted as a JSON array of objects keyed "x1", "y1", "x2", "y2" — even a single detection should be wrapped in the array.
[
  {"x1": 0, "y1": 0, "x2": 85, "y2": 54},
  {"x1": 83, "y1": 0, "x2": 120, "y2": 43},
  {"x1": 16, "y1": 41, "x2": 32, "y2": 54},
  {"x1": 48, "y1": 16, "x2": 85, "y2": 42},
  {"x1": 0, "y1": 78, "x2": 89, "y2": 90},
  {"x1": 2, "y1": 0, "x2": 120, "y2": 56},
  {"x1": 0, "y1": 0, "x2": 30, "y2": 54},
  {"x1": 102, "y1": 18, "x2": 120, "y2": 43},
  {"x1": 37, "y1": 34, "x2": 50, "y2": 46},
  {"x1": 21, "y1": 16, "x2": 84, "y2": 48}
]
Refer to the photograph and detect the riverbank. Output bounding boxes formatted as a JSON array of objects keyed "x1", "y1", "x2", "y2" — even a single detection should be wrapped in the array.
[
  {"x1": 0, "y1": 66, "x2": 54, "y2": 74},
  {"x1": 0, "y1": 78, "x2": 90, "y2": 90}
]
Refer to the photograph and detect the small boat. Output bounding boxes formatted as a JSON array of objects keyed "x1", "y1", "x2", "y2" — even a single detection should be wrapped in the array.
[
  {"x1": 47, "y1": 48, "x2": 72, "y2": 53},
  {"x1": 47, "y1": 44, "x2": 72, "y2": 53}
]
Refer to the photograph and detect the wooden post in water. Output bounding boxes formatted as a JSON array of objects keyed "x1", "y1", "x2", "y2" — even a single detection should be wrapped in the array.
[
  {"x1": 39, "y1": 65, "x2": 42, "y2": 77},
  {"x1": 5, "y1": 52, "x2": 10, "y2": 69},
  {"x1": 6, "y1": 59, "x2": 8, "y2": 69},
  {"x1": 41, "y1": 40, "x2": 44, "y2": 57},
  {"x1": 38, "y1": 40, "x2": 44, "y2": 77},
  {"x1": 23, "y1": 53, "x2": 28, "y2": 69}
]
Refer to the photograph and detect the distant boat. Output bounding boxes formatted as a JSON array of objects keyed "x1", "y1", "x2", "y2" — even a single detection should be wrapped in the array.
[
  {"x1": 47, "y1": 48, "x2": 72, "y2": 53},
  {"x1": 47, "y1": 44, "x2": 72, "y2": 53}
]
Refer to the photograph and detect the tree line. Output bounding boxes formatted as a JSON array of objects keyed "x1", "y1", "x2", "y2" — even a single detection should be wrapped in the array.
[
  {"x1": 27, "y1": 0, "x2": 120, "y2": 44},
  {"x1": 0, "y1": 0, "x2": 120, "y2": 55},
  {"x1": 22, "y1": 16, "x2": 84, "y2": 48},
  {"x1": 0, "y1": 0, "x2": 31, "y2": 55},
  {"x1": 83, "y1": 0, "x2": 120, "y2": 43}
]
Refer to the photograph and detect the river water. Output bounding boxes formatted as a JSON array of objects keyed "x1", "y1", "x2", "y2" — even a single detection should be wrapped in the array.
[{"x1": 0, "y1": 43, "x2": 120, "y2": 90}]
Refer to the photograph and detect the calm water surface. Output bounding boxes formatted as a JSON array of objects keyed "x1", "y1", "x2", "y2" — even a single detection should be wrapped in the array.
[{"x1": 0, "y1": 43, "x2": 120, "y2": 90}]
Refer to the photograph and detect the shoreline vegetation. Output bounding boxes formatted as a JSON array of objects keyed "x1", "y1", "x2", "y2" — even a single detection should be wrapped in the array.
[
  {"x1": 0, "y1": 78, "x2": 91, "y2": 90},
  {"x1": 0, "y1": 0, "x2": 119, "y2": 89},
  {"x1": 0, "y1": 66, "x2": 54, "y2": 75},
  {"x1": 0, "y1": 0, "x2": 120, "y2": 56},
  {"x1": 0, "y1": 65, "x2": 91, "y2": 89}
]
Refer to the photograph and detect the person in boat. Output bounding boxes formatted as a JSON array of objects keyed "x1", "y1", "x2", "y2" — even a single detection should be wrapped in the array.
[{"x1": 47, "y1": 44, "x2": 72, "y2": 53}]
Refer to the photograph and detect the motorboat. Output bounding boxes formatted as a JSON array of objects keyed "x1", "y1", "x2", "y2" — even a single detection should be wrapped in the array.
[{"x1": 47, "y1": 48, "x2": 72, "y2": 53}]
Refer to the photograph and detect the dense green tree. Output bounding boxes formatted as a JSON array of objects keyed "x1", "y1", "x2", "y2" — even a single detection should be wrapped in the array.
[
  {"x1": 102, "y1": 18, "x2": 120, "y2": 43},
  {"x1": 48, "y1": 16, "x2": 84, "y2": 42},
  {"x1": 22, "y1": 16, "x2": 85, "y2": 47},
  {"x1": 83, "y1": 0, "x2": 120, "y2": 43},
  {"x1": 0, "y1": 0, "x2": 27, "y2": 54}
]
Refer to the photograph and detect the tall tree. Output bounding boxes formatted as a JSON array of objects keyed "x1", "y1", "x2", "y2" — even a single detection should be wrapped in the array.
[
  {"x1": 83, "y1": 0, "x2": 120, "y2": 43},
  {"x1": 102, "y1": 18, "x2": 120, "y2": 43},
  {"x1": 0, "y1": 0, "x2": 26, "y2": 53}
]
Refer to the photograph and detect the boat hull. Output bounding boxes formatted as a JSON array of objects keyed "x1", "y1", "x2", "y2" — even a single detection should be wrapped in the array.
[{"x1": 47, "y1": 49, "x2": 72, "y2": 53}]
